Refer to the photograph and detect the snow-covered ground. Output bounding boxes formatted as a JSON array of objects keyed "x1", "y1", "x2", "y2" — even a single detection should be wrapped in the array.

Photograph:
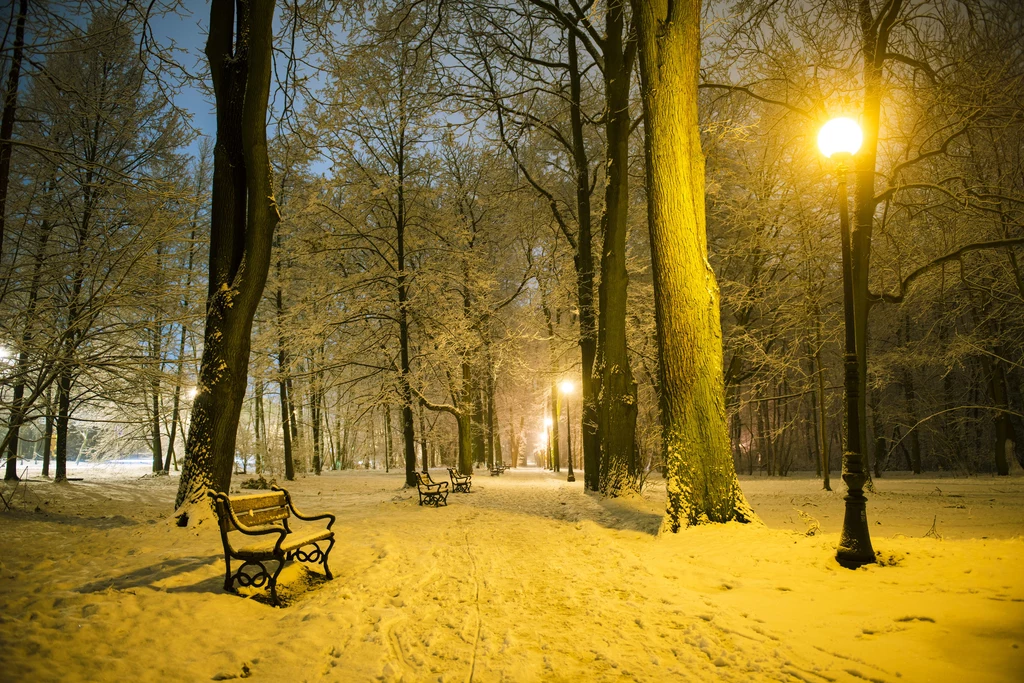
[{"x1": 1, "y1": 463, "x2": 1022, "y2": 682}]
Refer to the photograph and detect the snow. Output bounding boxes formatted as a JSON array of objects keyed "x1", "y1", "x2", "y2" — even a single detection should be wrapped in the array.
[{"x1": 1, "y1": 464, "x2": 1022, "y2": 682}]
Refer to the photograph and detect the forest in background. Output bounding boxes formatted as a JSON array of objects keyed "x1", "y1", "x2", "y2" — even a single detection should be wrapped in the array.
[{"x1": 1, "y1": 0, "x2": 1022, "y2": 493}]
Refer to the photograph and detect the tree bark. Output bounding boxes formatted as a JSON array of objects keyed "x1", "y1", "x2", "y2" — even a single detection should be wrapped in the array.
[
  {"x1": 596, "y1": 0, "x2": 639, "y2": 496},
  {"x1": 631, "y1": 0, "x2": 755, "y2": 529},
  {"x1": 175, "y1": 0, "x2": 281, "y2": 510},
  {"x1": 41, "y1": 387, "x2": 53, "y2": 478},
  {"x1": 0, "y1": 0, "x2": 28, "y2": 263},
  {"x1": 565, "y1": 30, "x2": 600, "y2": 491}
]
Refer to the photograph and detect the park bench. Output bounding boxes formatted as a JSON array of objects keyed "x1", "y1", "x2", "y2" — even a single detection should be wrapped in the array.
[
  {"x1": 208, "y1": 486, "x2": 335, "y2": 606},
  {"x1": 415, "y1": 471, "x2": 449, "y2": 507},
  {"x1": 490, "y1": 462, "x2": 509, "y2": 476},
  {"x1": 447, "y1": 467, "x2": 472, "y2": 493}
]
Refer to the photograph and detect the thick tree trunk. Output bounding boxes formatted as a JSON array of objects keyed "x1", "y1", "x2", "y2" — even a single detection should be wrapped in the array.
[
  {"x1": 632, "y1": 0, "x2": 755, "y2": 530},
  {"x1": 566, "y1": 32, "x2": 600, "y2": 491},
  {"x1": 175, "y1": 0, "x2": 281, "y2": 510},
  {"x1": 597, "y1": 0, "x2": 639, "y2": 497}
]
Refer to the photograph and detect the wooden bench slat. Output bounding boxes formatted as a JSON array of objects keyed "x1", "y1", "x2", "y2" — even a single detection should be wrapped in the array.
[
  {"x1": 235, "y1": 527, "x2": 333, "y2": 557},
  {"x1": 229, "y1": 491, "x2": 287, "y2": 513},
  {"x1": 235, "y1": 507, "x2": 289, "y2": 527}
]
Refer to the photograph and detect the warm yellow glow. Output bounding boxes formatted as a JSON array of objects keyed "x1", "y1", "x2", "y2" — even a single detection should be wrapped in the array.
[
  {"x1": 186, "y1": 387, "x2": 199, "y2": 400},
  {"x1": 538, "y1": 431, "x2": 548, "y2": 444},
  {"x1": 818, "y1": 117, "x2": 863, "y2": 158},
  {"x1": 559, "y1": 379, "x2": 574, "y2": 395},
  {"x1": 544, "y1": 417, "x2": 553, "y2": 428}
]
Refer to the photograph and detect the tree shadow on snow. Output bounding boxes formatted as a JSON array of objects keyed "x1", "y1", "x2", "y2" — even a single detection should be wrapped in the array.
[
  {"x1": 2, "y1": 508, "x2": 139, "y2": 530},
  {"x1": 464, "y1": 481, "x2": 663, "y2": 536},
  {"x1": 76, "y1": 556, "x2": 334, "y2": 607},
  {"x1": 76, "y1": 555, "x2": 222, "y2": 595},
  {"x1": 586, "y1": 495, "x2": 663, "y2": 535}
]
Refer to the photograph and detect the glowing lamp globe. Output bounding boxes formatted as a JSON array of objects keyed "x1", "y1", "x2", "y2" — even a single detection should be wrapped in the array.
[
  {"x1": 818, "y1": 118, "x2": 862, "y2": 158},
  {"x1": 559, "y1": 379, "x2": 574, "y2": 395},
  {"x1": 544, "y1": 417, "x2": 553, "y2": 428}
]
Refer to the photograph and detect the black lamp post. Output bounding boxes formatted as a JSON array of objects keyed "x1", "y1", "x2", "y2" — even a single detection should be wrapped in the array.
[
  {"x1": 819, "y1": 117, "x2": 875, "y2": 568},
  {"x1": 560, "y1": 379, "x2": 575, "y2": 482}
]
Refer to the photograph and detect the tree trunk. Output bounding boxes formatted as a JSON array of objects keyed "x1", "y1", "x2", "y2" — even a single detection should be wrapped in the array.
[
  {"x1": 54, "y1": 368, "x2": 72, "y2": 483},
  {"x1": 279, "y1": 345, "x2": 295, "y2": 481},
  {"x1": 565, "y1": 30, "x2": 600, "y2": 492},
  {"x1": 0, "y1": 0, "x2": 28, "y2": 263},
  {"x1": 470, "y1": 382, "x2": 485, "y2": 467},
  {"x1": 384, "y1": 404, "x2": 392, "y2": 473},
  {"x1": 631, "y1": 0, "x2": 754, "y2": 529},
  {"x1": 5, "y1": 200, "x2": 55, "y2": 481},
  {"x1": 597, "y1": 0, "x2": 639, "y2": 497},
  {"x1": 396, "y1": 142, "x2": 418, "y2": 488},
  {"x1": 982, "y1": 353, "x2": 1014, "y2": 476},
  {"x1": 901, "y1": 368, "x2": 922, "y2": 474},
  {"x1": 485, "y1": 351, "x2": 496, "y2": 470},
  {"x1": 175, "y1": 0, "x2": 281, "y2": 510},
  {"x1": 41, "y1": 387, "x2": 53, "y2": 478},
  {"x1": 418, "y1": 403, "x2": 429, "y2": 472},
  {"x1": 869, "y1": 389, "x2": 886, "y2": 478},
  {"x1": 814, "y1": 314, "x2": 831, "y2": 490}
]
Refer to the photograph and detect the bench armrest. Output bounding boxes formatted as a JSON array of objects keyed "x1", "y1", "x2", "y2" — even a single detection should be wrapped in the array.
[{"x1": 272, "y1": 486, "x2": 336, "y2": 530}]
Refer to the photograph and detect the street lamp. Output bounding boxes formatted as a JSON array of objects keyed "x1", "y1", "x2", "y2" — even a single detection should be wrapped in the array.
[
  {"x1": 818, "y1": 116, "x2": 875, "y2": 568},
  {"x1": 559, "y1": 380, "x2": 576, "y2": 482}
]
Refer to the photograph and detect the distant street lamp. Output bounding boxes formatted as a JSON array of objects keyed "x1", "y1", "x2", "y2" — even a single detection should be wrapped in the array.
[
  {"x1": 818, "y1": 117, "x2": 875, "y2": 568},
  {"x1": 559, "y1": 380, "x2": 576, "y2": 482},
  {"x1": 544, "y1": 417, "x2": 553, "y2": 470}
]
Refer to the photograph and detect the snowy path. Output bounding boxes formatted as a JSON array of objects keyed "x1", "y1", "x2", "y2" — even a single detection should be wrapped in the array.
[{"x1": 1, "y1": 466, "x2": 1022, "y2": 682}]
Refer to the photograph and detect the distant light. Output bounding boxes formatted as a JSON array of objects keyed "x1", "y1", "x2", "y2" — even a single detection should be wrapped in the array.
[
  {"x1": 559, "y1": 379, "x2": 574, "y2": 395},
  {"x1": 818, "y1": 117, "x2": 863, "y2": 158},
  {"x1": 544, "y1": 417, "x2": 553, "y2": 428},
  {"x1": 538, "y1": 432, "x2": 547, "y2": 444},
  {"x1": 186, "y1": 387, "x2": 199, "y2": 400}
]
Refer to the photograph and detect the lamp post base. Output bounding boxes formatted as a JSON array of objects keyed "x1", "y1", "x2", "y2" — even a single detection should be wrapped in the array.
[{"x1": 835, "y1": 492, "x2": 876, "y2": 568}]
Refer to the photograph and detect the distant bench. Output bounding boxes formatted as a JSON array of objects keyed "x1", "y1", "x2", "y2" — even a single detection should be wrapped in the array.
[
  {"x1": 415, "y1": 471, "x2": 449, "y2": 507},
  {"x1": 208, "y1": 487, "x2": 335, "y2": 606},
  {"x1": 447, "y1": 467, "x2": 472, "y2": 493},
  {"x1": 490, "y1": 463, "x2": 509, "y2": 476}
]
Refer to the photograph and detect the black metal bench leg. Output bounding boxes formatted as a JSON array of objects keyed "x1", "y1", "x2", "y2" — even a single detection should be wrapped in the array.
[
  {"x1": 222, "y1": 555, "x2": 234, "y2": 592},
  {"x1": 268, "y1": 558, "x2": 285, "y2": 607},
  {"x1": 322, "y1": 538, "x2": 336, "y2": 580}
]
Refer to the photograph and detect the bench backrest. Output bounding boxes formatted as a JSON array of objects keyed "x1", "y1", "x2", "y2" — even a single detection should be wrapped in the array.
[
  {"x1": 221, "y1": 491, "x2": 290, "y2": 529},
  {"x1": 416, "y1": 472, "x2": 434, "y2": 487}
]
